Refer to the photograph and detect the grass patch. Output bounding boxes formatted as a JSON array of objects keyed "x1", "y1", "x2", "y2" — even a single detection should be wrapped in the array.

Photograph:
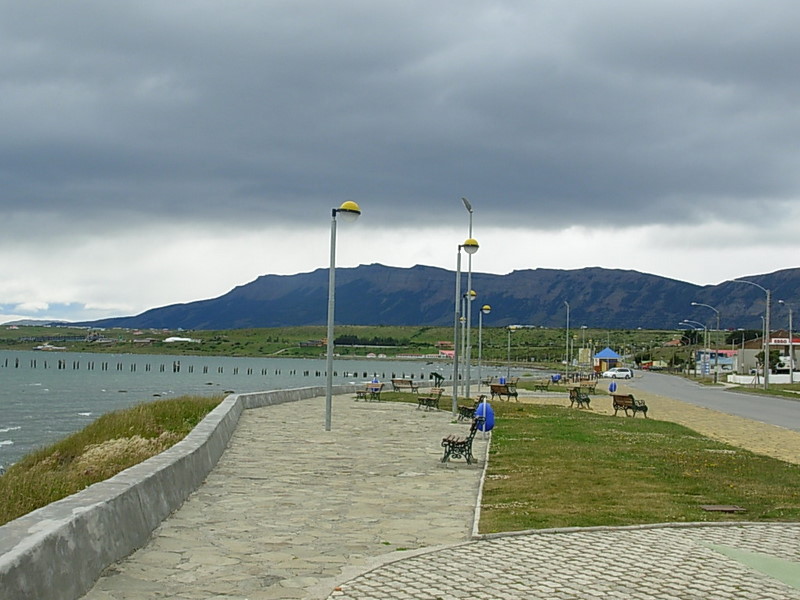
[
  {"x1": 0, "y1": 395, "x2": 222, "y2": 526},
  {"x1": 480, "y1": 403, "x2": 800, "y2": 533}
]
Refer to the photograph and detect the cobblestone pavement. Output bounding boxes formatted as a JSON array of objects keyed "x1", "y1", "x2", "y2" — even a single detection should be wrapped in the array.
[
  {"x1": 328, "y1": 524, "x2": 800, "y2": 599},
  {"x1": 82, "y1": 391, "x2": 800, "y2": 600}
]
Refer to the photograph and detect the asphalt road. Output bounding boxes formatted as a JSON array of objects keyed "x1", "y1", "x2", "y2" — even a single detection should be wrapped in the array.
[{"x1": 627, "y1": 370, "x2": 800, "y2": 433}]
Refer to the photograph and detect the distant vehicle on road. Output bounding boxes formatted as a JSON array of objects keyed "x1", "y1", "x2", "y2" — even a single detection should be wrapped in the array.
[{"x1": 602, "y1": 367, "x2": 633, "y2": 379}]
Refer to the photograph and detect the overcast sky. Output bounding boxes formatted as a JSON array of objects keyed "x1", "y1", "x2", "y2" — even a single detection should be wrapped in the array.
[{"x1": 2, "y1": 1, "x2": 800, "y2": 324}]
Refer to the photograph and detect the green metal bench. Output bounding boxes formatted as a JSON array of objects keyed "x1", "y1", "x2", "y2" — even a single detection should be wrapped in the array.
[{"x1": 441, "y1": 418, "x2": 483, "y2": 464}]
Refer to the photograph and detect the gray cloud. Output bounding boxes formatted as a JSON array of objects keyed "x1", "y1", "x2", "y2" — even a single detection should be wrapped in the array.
[{"x1": 1, "y1": 1, "x2": 800, "y2": 320}]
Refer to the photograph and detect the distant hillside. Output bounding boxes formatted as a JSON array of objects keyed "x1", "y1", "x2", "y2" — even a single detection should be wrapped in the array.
[{"x1": 83, "y1": 264, "x2": 800, "y2": 330}]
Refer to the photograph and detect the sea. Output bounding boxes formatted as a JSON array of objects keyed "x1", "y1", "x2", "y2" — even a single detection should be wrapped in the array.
[{"x1": 0, "y1": 350, "x2": 515, "y2": 470}]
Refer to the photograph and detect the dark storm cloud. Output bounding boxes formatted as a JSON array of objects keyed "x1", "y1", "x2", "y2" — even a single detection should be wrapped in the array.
[{"x1": 2, "y1": 0, "x2": 800, "y2": 231}]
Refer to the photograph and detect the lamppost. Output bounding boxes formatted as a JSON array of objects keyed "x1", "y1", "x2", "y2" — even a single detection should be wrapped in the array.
[
  {"x1": 691, "y1": 301, "x2": 721, "y2": 382},
  {"x1": 682, "y1": 319, "x2": 708, "y2": 378},
  {"x1": 778, "y1": 300, "x2": 795, "y2": 383},
  {"x1": 733, "y1": 279, "x2": 771, "y2": 390},
  {"x1": 325, "y1": 200, "x2": 361, "y2": 431},
  {"x1": 478, "y1": 304, "x2": 491, "y2": 392},
  {"x1": 506, "y1": 325, "x2": 515, "y2": 378},
  {"x1": 452, "y1": 238, "x2": 479, "y2": 414},
  {"x1": 462, "y1": 289, "x2": 476, "y2": 398},
  {"x1": 677, "y1": 323, "x2": 694, "y2": 375},
  {"x1": 461, "y1": 198, "x2": 476, "y2": 400},
  {"x1": 564, "y1": 300, "x2": 570, "y2": 381}
]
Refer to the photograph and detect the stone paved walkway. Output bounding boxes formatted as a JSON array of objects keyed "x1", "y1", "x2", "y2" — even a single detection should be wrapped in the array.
[
  {"x1": 81, "y1": 391, "x2": 800, "y2": 600},
  {"x1": 82, "y1": 396, "x2": 488, "y2": 599}
]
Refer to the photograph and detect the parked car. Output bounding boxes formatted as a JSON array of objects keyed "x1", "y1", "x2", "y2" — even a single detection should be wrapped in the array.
[{"x1": 602, "y1": 367, "x2": 633, "y2": 379}]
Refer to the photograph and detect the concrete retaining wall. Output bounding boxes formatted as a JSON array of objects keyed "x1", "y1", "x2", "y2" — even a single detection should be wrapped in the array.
[{"x1": 0, "y1": 385, "x2": 357, "y2": 600}]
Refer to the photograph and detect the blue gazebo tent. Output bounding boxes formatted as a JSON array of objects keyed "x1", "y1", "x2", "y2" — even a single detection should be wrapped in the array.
[{"x1": 594, "y1": 347, "x2": 621, "y2": 372}]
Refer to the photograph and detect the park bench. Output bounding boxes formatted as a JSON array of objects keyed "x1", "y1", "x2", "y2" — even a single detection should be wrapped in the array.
[
  {"x1": 490, "y1": 383, "x2": 518, "y2": 401},
  {"x1": 568, "y1": 387, "x2": 591, "y2": 409},
  {"x1": 457, "y1": 395, "x2": 486, "y2": 421},
  {"x1": 417, "y1": 387, "x2": 444, "y2": 411},
  {"x1": 458, "y1": 403, "x2": 476, "y2": 421},
  {"x1": 577, "y1": 380, "x2": 598, "y2": 393},
  {"x1": 354, "y1": 382, "x2": 384, "y2": 401},
  {"x1": 611, "y1": 393, "x2": 648, "y2": 417},
  {"x1": 441, "y1": 417, "x2": 484, "y2": 464},
  {"x1": 532, "y1": 379, "x2": 550, "y2": 391},
  {"x1": 391, "y1": 378, "x2": 420, "y2": 393}
]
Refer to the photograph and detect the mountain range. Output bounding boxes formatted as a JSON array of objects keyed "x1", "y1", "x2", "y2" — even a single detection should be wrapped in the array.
[{"x1": 82, "y1": 264, "x2": 799, "y2": 331}]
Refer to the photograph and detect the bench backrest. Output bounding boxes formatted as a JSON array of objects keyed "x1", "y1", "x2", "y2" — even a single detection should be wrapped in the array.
[
  {"x1": 612, "y1": 394, "x2": 634, "y2": 405},
  {"x1": 490, "y1": 383, "x2": 509, "y2": 392},
  {"x1": 468, "y1": 418, "x2": 483, "y2": 440}
]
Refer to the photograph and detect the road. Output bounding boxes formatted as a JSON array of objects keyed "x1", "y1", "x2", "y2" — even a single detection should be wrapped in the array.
[{"x1": 628, "y1": 370, "x2": 800, "y2": 433}]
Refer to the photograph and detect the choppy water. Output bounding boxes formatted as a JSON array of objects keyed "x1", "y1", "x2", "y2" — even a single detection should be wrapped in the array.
[{"x1": 1, "y1": 350, "x2": 504, "y2": 469}]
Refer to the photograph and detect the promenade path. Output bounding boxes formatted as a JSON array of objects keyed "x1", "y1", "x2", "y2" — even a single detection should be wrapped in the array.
[{"x1": 81, "y1": 387, "x2": 800, "y2": 600}]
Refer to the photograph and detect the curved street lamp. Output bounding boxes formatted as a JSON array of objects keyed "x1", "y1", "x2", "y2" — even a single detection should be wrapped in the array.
[
  {"x1": 452, "y1": 238, "x2": 479, "y2": 414},
  {"x1": 691, "y1": 302, "x2": 721, "y2": 382},
  {"x1": 325, "y1": 200, "x2": 361, "y2": 431},
  {"x1": 681, "y1": 319, "x2": 708, "y2": 378},
  {"x1": 733, "y1": 279, "x2": 771, "y2": 390}
]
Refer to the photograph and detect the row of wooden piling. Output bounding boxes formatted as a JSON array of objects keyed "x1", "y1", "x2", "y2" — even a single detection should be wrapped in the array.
[{"x1": 1, "y1": 357, "x2": 434, "y2": 381}]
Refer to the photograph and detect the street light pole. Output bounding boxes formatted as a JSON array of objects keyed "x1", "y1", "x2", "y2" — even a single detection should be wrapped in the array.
[
  {"x1": 691, "y1": 302, "x2": 721, "y2": 382},
  {"x1": 677, "y1": 323, "x2": 694, "y2": 376},
  {"x1": 564, "y1": 301, "x2": 570, "y2": 381},
  {"x1": 506, "y1": 326, "x2": 514, "y2": 378},
  {"x1": 478, "y1": 304, "x2": 491, "y2": 392},
  {"x1": 461, "y1": 290, "x2": 476, "y2": 398},
  {"x1": 462, "y1": 198, "x2": 475, "y2": 400},
  {"x1": 779, "y1": 300, "x2": 795, "y2": 383},
  {"x1": 452, "y1": 238, "x2": 479, "y2": 414},
  {"x1": 733, "y1": 279, "x2": 771, "y2": 390},
  {"x1": 325, "y1": 201, "x2": 361, "y2": 431},
  {"x1": 682, "y1": 319, "x2": 708, "y2": 378}
]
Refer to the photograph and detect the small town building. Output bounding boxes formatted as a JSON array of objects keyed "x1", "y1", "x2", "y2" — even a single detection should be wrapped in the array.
[{"x1": 593, "y1": 347, "x2": 622, "y2": 372}]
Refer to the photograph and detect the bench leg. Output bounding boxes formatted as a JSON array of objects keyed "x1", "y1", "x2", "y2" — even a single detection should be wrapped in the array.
[
  {"x1": 441, "y1": 442, "x2": 474, "y2": 464},
  {"x1": 441, "y1": 446, "x2": 453, "y2": 463}
]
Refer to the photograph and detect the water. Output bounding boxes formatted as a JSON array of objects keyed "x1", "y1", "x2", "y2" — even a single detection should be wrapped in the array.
[{"x1": 0, "y1": 350, "x2": 517, "y2": 469}]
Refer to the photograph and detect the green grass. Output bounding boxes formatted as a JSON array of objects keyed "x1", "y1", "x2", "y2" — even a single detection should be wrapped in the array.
[
  {"x1": 480, "y1": 402, "x2": 800, "y2": 533},
  {"x1": 0, "y1": 395, "x2": 222, "y2": 526}
]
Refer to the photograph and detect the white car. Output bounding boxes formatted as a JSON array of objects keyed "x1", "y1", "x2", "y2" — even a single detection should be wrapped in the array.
[{"x1": 602, "y1": 367, "x2": 633, "y2": 379}]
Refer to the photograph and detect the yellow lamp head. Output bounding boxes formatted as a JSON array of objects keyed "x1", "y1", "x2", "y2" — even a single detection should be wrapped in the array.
[
  {"x1": 482, "y1": 304, "x2": 491, "y2": 314},
  {"x1": 336, "y1": 200, "x2": 361, "y2": 223},
  {"x1": 462, "y1": 238, "x2": 479, "y2": 254}
]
